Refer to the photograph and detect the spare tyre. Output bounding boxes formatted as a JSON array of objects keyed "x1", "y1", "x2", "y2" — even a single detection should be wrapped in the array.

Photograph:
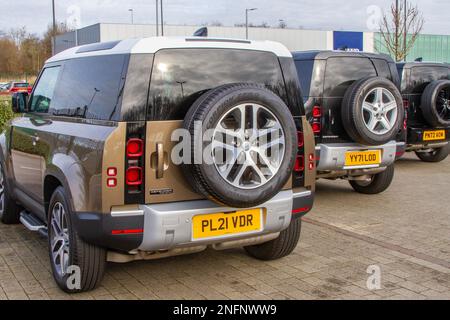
[
  {"x1": 420, "y1": 80, "x2": 450, "y2": 127},
  {"x1": 182, "y1": 83, "x2": 297, "y2": 208},
  {"x1": 342, "y1": 77, "x2": 404, "y2": 145}
]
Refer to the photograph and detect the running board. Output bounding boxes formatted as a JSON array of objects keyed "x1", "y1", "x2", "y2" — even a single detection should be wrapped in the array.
[{"x1": 20, "y1": 211, "x2": 48, "y2": 237}]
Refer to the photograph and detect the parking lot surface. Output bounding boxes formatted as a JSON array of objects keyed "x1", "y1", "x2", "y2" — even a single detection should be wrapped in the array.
[{"x1": 0, "y1": 153, "x2": 449, "y2": 300}]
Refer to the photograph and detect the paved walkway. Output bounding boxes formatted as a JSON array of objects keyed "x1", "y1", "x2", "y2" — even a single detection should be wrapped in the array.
[{"x1": 0, "y1": 154, "x2": 449, "y2": 300}]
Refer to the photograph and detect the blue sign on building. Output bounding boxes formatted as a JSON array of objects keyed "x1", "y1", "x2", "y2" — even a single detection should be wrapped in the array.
[{"x1": 334, "y1": 31, "x2": 364, "y2": 52}]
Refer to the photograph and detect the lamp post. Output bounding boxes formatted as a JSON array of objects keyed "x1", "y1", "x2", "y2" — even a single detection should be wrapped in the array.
[
  {"x1": 245, "y1": 8, "x2": 257, "y2": 40},
  {"x1": 160, "y1": 0, "x2": 164, "y2": 36},
  {"x1": 128, "y1": 9, "x2": 134, "y2": 24},
  {"x1": 156, "y1": 0, "x2": 159, "y2": 36},
  {"x1": 52, "y1": 0, "x2": 56, "y2": 55}
]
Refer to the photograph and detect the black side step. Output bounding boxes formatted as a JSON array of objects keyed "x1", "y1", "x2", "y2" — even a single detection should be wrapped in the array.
[{"x1": 19, "y1": 211, "x2": 48, "y2": 237}]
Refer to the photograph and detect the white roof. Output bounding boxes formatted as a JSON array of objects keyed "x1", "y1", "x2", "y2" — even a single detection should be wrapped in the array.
[{"x1": 47, "y1": 37, "x2": 292, "y2": 63}]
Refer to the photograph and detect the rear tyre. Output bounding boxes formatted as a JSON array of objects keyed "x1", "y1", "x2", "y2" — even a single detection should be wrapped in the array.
[
  {"x1": 244, "y1": 219, "x2": 302, "y2": 261},
  {"x1": 342, "y1": 77, "x2": 404, "y2": 146},
  {"x1": 0, "y1": 163, "x2": 21, "y2": 224},
  {"x1": 182, "y1": 83, "x2": 297, "y2": 208},
  {"x1": 421, "y1": 80, "x2": 450, "y2": 127},
  {"x1": 349, "y1": 164, "x2": 395, "y2": 195},
  {"x1": 415, "y1": 143, "x2": 450, "y2": 163},
  {"x1": 48, "y1": 187, "x2": 106, "y2": 293}
]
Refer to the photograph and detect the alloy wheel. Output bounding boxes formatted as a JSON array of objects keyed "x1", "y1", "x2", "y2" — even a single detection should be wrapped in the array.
[
  {"x1": 212, "y1": 103, "x2": 286, "y2": 189},
  {"x1": 49, "y1": 202, "x2": 70, "y2": 278},
  {"x1": 362, "y1": 88, "x2": 398, "y2": 135}
]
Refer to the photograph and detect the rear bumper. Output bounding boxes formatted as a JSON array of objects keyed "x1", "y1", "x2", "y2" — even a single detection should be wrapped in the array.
[
  {"x1": 406, "y1": 127, "x2": 450, "y2": 150},
  {"x1": 315, "y1": 141, "x2": 403, "y2": 172},
  {"x1": 73, "y1": 189, "x2": 313, "y2": 253}
]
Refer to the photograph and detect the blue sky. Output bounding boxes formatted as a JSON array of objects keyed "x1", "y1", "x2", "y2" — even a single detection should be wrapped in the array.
[{"x1": 0, "y1": 0, "x2": 449, "y2": 36}]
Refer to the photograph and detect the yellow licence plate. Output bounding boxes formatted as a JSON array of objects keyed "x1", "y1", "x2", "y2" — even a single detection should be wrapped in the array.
[
  {"x1": 423, "y1": 130, "x2": 446, "y2": 141},
  {"x1": 192, "y1": 209, "x2": 262, "y2": 240},
  {"x1": 345, "y1": 150, "x2": 381, "y2": 167}
]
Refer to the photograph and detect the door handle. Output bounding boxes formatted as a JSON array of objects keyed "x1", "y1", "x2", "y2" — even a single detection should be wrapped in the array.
[{"x1": 156, "y1": 142, "x2": 164, "y2": 179}]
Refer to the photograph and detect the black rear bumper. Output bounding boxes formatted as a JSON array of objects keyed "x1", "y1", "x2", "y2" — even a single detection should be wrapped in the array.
[
  {"x1": 72, "y1": 212, "x2": 144, "y2": 253},
  {"x1": 407, "y1": 127, "x2": 450, "y2": 147}
]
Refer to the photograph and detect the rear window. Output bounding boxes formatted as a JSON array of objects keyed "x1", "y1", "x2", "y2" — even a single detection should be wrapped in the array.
[
  {"x1": 51, "y1": 55, "x2": 127, "y2": 120},
  {"x1": 294, "y1": 60, "x2": 314, "y2": 100},
  {"x1": 324, "y1": 57, "x2": 377, "y2": 97},
  {"x1": 147, "y1": 49, "x2": 286, "y2": 120},
  {"x1": 410, "y1": 66, "x2": 450, "y2": 85}
]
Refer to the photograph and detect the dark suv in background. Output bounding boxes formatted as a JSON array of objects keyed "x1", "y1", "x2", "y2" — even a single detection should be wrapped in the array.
[
  {"x1": 293, "y1": 51, "x2": 405, "y2": 194},
  {"x1": 397, "y1": 62, "x2": 450, "y2": 162}
]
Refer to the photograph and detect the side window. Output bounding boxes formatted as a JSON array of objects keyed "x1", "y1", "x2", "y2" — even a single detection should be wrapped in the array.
[
  {"x1": 30, "y1": 66, "x2": 61, "y2": 113},
  {"x1": 410, "y1": 67, "x2": 450, "y2": 93},
  {"x1": 294, "y1": 60, "x2": 314, "y2": 100},
  {"x1": 51, "y1": 55, "x2": 126, "y2": 120},
  {"x1": 324, "y1": 57, "x2": 377, "y2": 97},
  {"x1": 372, "y1": 59, "x2": 392, "y2": 80}
]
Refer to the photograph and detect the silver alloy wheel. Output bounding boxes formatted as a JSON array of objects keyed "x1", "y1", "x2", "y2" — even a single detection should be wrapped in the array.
[
  {"x1": 362, "y1": 88, "x2": 398, "y2": 135},
  {"x1": 0, "y1": 169, "x2": 4, "y2": 216},
  {"x1": 50, "y1": 202, "x2": 70, "y2": 278},
  {"x1": 212, "y1": 103, "x2": 285, "y2": 189}
]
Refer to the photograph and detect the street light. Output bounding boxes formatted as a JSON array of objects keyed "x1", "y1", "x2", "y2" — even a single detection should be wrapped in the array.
[
  {"x1": 128, "y1": 9, "x2": 134, "y2": 24},
  {"x1": 52, "y1": 0, "x2": 56, "y2": 55},
  {"x1": 245, "y1": 8, "x2": 257, "y2": 40}
]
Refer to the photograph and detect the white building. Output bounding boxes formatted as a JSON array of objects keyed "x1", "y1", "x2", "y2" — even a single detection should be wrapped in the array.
[{"x1": 55, "y1": 23, "x2": 375, "y2": 54}]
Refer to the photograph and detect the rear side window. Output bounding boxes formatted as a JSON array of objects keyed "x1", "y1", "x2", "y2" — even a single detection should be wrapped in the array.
[
  {"x1": 324, "y1": 57, "x2": 376, "y2": 97},
  {"x1": 294, "y1": 60, "x2": 314, "y2": 100},
  {"x1": 52, "y1": 55, "x2": 127, "y2": 120},
  {"x1": 410, "y1": 67, "x2": 450, "y2": 93},
  {"x1": 372, "y1": 59, "x2": 392, "y2": 80},
  {"x1": 30, "y1": 67, "x2": 61, "y2": 113},
  {"x1": 148, "y1": 49, "x2": 285, "y2": 120}
]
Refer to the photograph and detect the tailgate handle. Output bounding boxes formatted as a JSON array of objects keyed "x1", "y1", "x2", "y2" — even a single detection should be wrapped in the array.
[{"x1": 156, "y1": 142, "x2": 164, "y2": 179}]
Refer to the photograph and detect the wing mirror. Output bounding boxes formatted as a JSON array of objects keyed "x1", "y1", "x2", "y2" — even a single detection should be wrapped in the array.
[{"x1": 11, "y1": 92, "x2": 29, "y2": 113}]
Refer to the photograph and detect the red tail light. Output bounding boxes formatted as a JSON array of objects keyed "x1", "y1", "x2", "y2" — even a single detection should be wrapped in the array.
[
  {"x1": 297, "y1": 131, "x2": 304, "y2": 148},
  {"x1": 312, "y1": 123, "x2": 321, "y2": 134},
  {"x1": 126, "y1": 167, "x2": 143, "y2": 185},
  {"x1": 294, "y1": 155, "x2": 304, "y2": 172},
  {"x1": 10, "y1": 87, "x2": 18, "y2": 92},
  {"x1": 403, "y1": 100, "x2": 409, "y2": 109},
  {"x1": 127, "y1": 138, "x2": 144, "y2": 157},
  {"x1": 312, "y1": 106, "x2": 322, "y2": 118}
]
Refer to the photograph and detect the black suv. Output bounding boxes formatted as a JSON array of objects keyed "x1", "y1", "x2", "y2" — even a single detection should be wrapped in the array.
[
  {"x1": 293, "y1": 51, "x2": 405, "y2": 194},
  {"x1": 397, "y1": 62, "x2": 450, "y2": 162}
]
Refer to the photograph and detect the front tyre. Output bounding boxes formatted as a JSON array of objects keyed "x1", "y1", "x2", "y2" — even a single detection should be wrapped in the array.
[
  {"x1": 48, "y1": 187, "x2": 106, "y2": 293},
  {"x1": 0, "y1": 162, "x2": 21, "y2": 224},
  {"x1": 349, "y1": 164, "x2": 395, "y2": 195},
  {"x1": 415, "y1": 144, "x2": 450, "y2": 163},
  {"x1": 245, "y1": 219, "x2": 302, "y2": 261}
]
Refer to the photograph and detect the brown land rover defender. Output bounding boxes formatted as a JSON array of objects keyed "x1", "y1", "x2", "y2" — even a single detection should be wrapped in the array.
[{"x1": 1, "y1": 37, "x2": 315, "y2": 292}]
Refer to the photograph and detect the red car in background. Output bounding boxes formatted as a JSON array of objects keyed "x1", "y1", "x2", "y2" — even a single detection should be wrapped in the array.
[{"x1": 0, "y1": 82, "x2": 32, "y2": 95}]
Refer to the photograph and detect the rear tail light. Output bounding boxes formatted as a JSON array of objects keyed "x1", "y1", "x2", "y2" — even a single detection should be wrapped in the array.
[
  {"x1": 297, "y1": 131, "x2": 304, "y2": 148},
  {"x1": 312, "y1": 122, "x2": 321, "y2": 134},
  {"x1": 403, "y1": 100, "x2": 409, "y2": 109},
  {"x1": 126, "y1": 167, "x2": 143, "y2": 186},
  {"x1": 311, "y1": 105, "x2": 322, "y2": 137},
  {"x1": 312, "y1": 106, "x2": 322, "y2": 118},
  {"x1": 294, "y1": 155, "x2": 304, "y2": 172},
  {"x1": 127, "y1": 138, "x2": 144, "y2": 157}
]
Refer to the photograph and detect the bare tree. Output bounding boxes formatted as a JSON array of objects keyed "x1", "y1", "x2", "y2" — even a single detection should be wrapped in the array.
[
  {"x1": 278, "y1": 20, "x2": 288, "y2": 29},
  {"x1": 378, "y1": 0, "x2": 424, "y2": 62}
]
